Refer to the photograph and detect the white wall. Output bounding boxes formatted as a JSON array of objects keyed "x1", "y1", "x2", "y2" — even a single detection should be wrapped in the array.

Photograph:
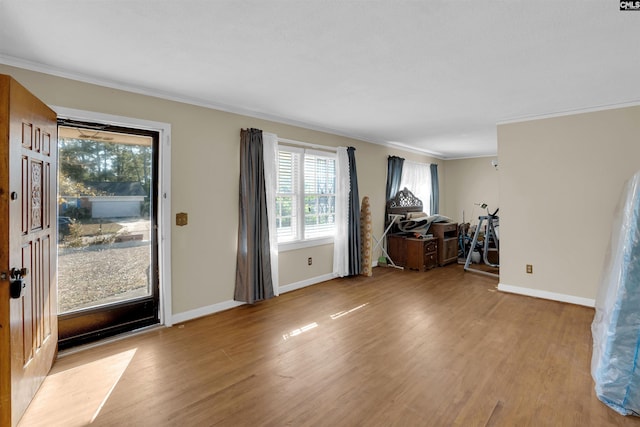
[{"x1": 498, "y1": 105, "x2": 640, "y2": 304}]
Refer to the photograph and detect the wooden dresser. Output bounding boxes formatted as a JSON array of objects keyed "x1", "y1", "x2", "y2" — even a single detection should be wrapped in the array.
[
  {"x1": 430, "y1": 222, "x2": 459, "y2": 266},
  {"x1": 387, "y1": 235, "x2": 438, "y2": 271}
]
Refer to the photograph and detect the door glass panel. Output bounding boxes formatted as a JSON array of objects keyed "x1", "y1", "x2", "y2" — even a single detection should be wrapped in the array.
[{"x1": 57, "y1": 126, "x2": 153, "y2": 314}]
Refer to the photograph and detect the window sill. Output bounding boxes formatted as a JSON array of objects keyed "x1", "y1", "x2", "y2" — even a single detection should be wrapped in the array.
[{"x1": 278, "y1": 237, "x2": 334, "y2": 252}]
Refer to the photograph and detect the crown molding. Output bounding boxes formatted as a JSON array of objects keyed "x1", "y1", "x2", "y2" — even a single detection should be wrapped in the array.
[
  {"x1": 0, "y1": 55, "x2": 452, "y2": 160},
  {"x1": 497, "y1": 100, "x2": 640, "y2": 125},
  {"x1": 444, "y1": 153, "x2": 498, "y2": 161}
]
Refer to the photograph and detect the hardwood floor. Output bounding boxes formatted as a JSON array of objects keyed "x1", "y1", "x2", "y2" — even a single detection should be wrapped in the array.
[{"x1": 20, "y1": 265, "x2": 640, "y2": 426}]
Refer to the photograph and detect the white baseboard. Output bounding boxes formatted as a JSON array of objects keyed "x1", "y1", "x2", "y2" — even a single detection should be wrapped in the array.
[
  {"x1": 278, "y1": 273, "x2": 336, "y2": 294},
  {"x1": 171, "y1": 273, "x2": 336, "y2": 324},
  {"x1": 497, "y1": 283, "x2": 595, "y2": 307},
  {"x1": 171, "y1": 299, "x2": 245, "y2": 324}
]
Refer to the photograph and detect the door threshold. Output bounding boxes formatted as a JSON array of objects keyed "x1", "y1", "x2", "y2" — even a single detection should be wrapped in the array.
[{"x1": 57, "y1": 324, "x2": 165, "y2": 359}]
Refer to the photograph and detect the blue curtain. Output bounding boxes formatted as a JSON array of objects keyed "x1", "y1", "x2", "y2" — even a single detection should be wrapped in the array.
[
  {"x1": 386, "y1": 156, "x2": 404, "y2": 202},
  {"x1": 430, "y1": 163, "x2": 439, "y2": 214},
  {"x1": 347, "y1": 147, "x2": 361, "y2": 276},
  {"x1": 235, "y1": 128, "x2": 274, "y2": 303}
]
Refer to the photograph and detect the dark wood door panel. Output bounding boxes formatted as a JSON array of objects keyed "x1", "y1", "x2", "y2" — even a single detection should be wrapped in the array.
[{"x1": 0, "y1": 74, "x2": 58, "y2": 427}]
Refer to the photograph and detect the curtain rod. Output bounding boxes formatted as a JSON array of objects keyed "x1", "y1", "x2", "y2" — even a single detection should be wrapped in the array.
[{"x1": 278, "y1": 137, "x2": 338, "y2": 152}]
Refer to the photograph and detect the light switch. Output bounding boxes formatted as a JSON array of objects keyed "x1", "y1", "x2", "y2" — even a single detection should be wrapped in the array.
[{"x1": 176, "y1": 212, "x2": 188, "y2": 226}]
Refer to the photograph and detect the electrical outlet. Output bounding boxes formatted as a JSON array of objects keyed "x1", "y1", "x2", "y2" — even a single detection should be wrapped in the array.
[
  {"x1": 308, "y1": 257, "x2": 312, "y2": 266},
  {"x1": 526, "y1": 264, "x2": 533, "y2": 274}
]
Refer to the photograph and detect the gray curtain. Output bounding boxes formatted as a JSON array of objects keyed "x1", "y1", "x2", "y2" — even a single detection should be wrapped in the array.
[
  {"x1": 235, "y1": 128, "x2": 274, "y2": 304},
  {"x1": 385, "y1": 155, "x2": 405, "y2": 228},
  {"x1": 430, "y1": 163, "x2": 439, "y2": 214},
  {"x1": 347, "y1": 147, "x2": 361, "y2": 276},
  {"x1": 386, "y1": 156, "x2": 404, "y2": 202}
]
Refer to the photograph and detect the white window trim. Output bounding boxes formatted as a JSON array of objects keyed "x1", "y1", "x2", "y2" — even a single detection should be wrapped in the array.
[
  {"x1": 52, "y1": 106, "x2": 173, "y2": 327},
  {"x1": 277, "y1": 142, "x2": 337, "y2": 251}
]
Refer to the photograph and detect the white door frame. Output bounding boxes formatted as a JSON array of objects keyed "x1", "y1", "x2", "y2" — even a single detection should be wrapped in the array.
[{"x1": 52, "y1": 106, "x2": 173, "y2": 327}]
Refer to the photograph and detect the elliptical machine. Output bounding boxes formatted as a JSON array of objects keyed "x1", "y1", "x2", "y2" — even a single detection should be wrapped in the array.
[{"x1": 463, "y1": 206, "x2": 499, "y2": 278}]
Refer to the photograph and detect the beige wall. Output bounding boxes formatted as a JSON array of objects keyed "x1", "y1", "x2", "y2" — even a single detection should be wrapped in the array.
[
  {"x1": 442, "y1": 156, "x2": 499, "y2": 224},
  {"x1": 498, "y1": 106, "x2": 640, "y2": 301},
  {"x1": 0, "y1": 65, "x2": 441, "y2": 316},
  {"x1": 13, "y1": 61, "x2": 633, "y2": 311}
]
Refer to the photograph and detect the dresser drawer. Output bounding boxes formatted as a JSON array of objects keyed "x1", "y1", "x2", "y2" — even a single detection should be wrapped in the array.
[
  {"x1": 436, "y1": 222, "x2": 457, "y2": 233},
  {"x1": 425, "y1": 241, "x2": 437, "y2": 253},
  {"x1": 424, "y1": 252, "x2": 437, "y2": 269}
]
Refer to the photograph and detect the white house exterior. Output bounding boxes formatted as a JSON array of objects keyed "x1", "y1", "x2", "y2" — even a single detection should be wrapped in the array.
[
  {"x1": 60, "y1": 181, "x2": 147, "y2": 219},
  {"x1": 88, "y1": 195, "x2": 146, "y2": 218}
]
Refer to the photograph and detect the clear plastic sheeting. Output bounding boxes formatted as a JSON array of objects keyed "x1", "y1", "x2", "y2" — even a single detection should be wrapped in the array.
[{"x1": 592, "y1": 170, "x2": 640, "y2": 416}]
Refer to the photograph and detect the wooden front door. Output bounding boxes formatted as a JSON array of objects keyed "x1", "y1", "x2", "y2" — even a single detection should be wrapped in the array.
[{"x1": 0, "y1": 75, "x2": 58, "y2": 426}]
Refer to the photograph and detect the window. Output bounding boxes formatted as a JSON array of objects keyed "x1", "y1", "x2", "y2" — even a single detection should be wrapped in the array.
[
  {"x1": 276, "y1": 146, "x2": 336, "y2": 245},
  {"x1": 399, "y1": 161, "x2": 432, "y2": 214}
]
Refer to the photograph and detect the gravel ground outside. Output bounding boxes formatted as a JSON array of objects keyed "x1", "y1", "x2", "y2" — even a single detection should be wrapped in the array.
[{"x1": 58, "y1": 243, "x2": 150, "y2": 313}]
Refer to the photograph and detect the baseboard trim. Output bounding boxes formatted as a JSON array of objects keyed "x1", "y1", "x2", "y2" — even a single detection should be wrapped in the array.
[
  {"x1": 171, "y1": 273, "x2": 336, "y2": 324},
  {"x1": 171, "y1": 299, "x2": 245, "y2": 324},
  {"x1": 279, "y1": 273, "x2": 336, "y2": 294},
  {"x1": 497, "y1": 283, "x2": 595, "y2": 307}
]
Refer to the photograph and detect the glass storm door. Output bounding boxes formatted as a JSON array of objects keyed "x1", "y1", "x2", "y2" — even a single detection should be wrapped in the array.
[{"x1": 56, "y1": 122, "x2": 159, "y2": 349}]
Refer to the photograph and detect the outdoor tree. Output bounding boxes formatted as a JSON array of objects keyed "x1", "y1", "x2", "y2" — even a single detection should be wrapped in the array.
[{"x1": 59, "y1": 137, "x2": 152, "y2": 193}]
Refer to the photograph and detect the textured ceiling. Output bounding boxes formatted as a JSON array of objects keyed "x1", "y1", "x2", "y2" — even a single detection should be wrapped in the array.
[{"x1": 1, "y1": 1, "x2": 638, "y2": 158}]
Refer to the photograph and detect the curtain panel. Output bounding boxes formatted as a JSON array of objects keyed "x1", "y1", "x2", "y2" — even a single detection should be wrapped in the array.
[
  {"x1": 234, "y1": 128, "x2": 275, "y2": 304},
  {"x1": 385, "y1": 156, "x2": 405, "y2": 202},
  {"x1": 385, "y1": 155, "x2": 405, "y2": 227},
  {"x1": 347, "y1": 147, "x2": 362, "y2": 276},
  {"x1": 262, "y1": 132, "x2": 279, "y2": 296},
  {"x1": 333, "y1": 147, "x2": 350, "y2": 277},
  {"x1": 430, "y1": 163, "x2": 439, "y2": 214},
  {"x1": 333, "y1": 147, "x2": 361, "y2": 277},
  {"x1": 399, "y1": 160, "x2": 431, "y2": 214}
]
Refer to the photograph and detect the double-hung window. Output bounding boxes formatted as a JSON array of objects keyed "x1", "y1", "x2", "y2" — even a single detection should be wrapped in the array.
[{"x1": 276, "y1": 146, "x2": 336, "y2": 248}]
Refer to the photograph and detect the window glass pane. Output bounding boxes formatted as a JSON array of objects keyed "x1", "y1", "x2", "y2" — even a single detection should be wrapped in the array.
[
  {"x1": 304, "y1": 155, "x2": 335, "y2": 195},
  {"x1": 276, "y1": 150, "x2": 300, "y2": 242},
  {"x1": 277, "y1": 147, "x2": 336, "y2": 243},
  {"x1": 277, "y1": 151, "x2": 295, "y2": 194},
  {"x1": 276, "y1": 195, "x2": 297, "y2": 242},
  {"x1": 304, "y1": 194, "x2": 335, "y2": 239},
  {"x1": 57, "y1": 126, "x2": 154, "y2": 314}
]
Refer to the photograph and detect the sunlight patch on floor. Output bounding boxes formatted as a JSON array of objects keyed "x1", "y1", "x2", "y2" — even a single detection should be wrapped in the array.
[
  {"x1": 280, "y1": 303, "x2": 370, "y2": 341},
  {"x1": 19, "y1": 348, "x2": 137, "y2": 427},
  {"x1": 330, "y1": 302, "x2": 369, "y2": 320},
  {"x1": 282, "y1": 322, "x2": 318, "y2": 341}
]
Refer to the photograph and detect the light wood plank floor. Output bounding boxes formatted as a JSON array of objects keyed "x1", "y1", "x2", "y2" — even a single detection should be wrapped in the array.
[{"x1": 20, "y1": 265, "x2": 640, "y2": 426}]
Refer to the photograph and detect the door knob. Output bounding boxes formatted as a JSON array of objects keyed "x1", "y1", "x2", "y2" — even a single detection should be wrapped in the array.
[
  {"x1": 11, "y1": 267, "x2": 28, "y2": 278},
  {"x1": 9, "y1": 268, "x2": 28, "y2": 299}
]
